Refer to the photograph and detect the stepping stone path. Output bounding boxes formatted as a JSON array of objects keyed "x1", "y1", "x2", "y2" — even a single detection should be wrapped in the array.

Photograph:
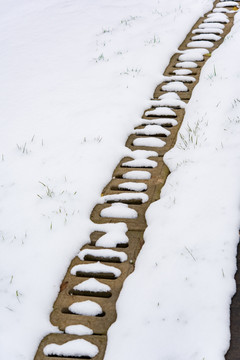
[{"x1": 34, "y1": 1, "x2": 239, "y2": 359}]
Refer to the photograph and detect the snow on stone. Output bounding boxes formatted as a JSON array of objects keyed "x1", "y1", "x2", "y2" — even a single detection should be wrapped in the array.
[
  {"x1": 162, "y1": 81, "x2": 188, "y2": 92},
  {"x1": 176, "y1": 61, "x2": 198, "y2": 68},
  {"x1": 73, "y1": 278, "x2": 111, "y2": 293},
  {"x1": 141, "y1": 118, "x2": 177, "y2": 126},
  {"x1": 93, "y1": 222, "x2": 128, "y2": 235},
  {"x1": 145, "y1": 107, "x2": 176, "y2": 117},
  {"x1": 173, "y1": 69, "x2": 192, "y2": 75},
  {"x1": 99, "y1": 192, "x2": 149, "y2": 204},
  {"x1": 199, "y1": 22, "x2": 225, "y2": 28},
  {"x1": 43, "y1": 339, "x2": 98, "y2": 358},
  {"x1": 65, "y1": 325, "x2": 93, "y2": 336},
  {"x1": 191, "y1": 34, "x2": 221, "y2": 41},
  {"x1": 65, "y1": 324, "x2": 93, "y2": 336},
  {"x1": 149, "y1": 99, "x2": 186, "y2": 108},
  {"x1": 205, "y1": 13, "x2": 229, "y2": 23},
  {"x1": 68, "y1": 300, "x2": 103, "y2": 316},
  {"x1": 122, "y1": 171, "x2": 151, "y2": 180},
  {"x1": 187, "y1": 40, "x2": 214, "y2": 48},
  {"x1": 129, "y1": 149, "x2": 158, "y2": 159},
  {"x1": 95, "y1": 232, "x2": 129, "y2": 248},
  {"x1": 164, "y1": 75, "x2": 196, "y2": 83},
  {"x1": 79, "y1": 248, "x2": 128, "y2": 262},
  {"x1": 100, "y1": 203, "x2": 138, "y2": 218},
  {"x1": 122, "y1": 158, "x2": 157, "y2": 168},
  {"x1": 192, "y1": 27, "x2": 223, "y2": 34},
  {"x1": 118, "y1": 182, "x2": 147, "y2": 192},
  {"x1": 213, "y1": 7, "x2": 232, "y2": 13},
  {"x1": 158, "y1": 92, "x2": 181, "y2": 99},
  {"x1": 71, "y1": 261, "x2": 121, "y2": 277},
  {"x1": 134, "y1": 125, "x2": 170, "y2": 136},
  {"x1": 216, "y1": 1, "x2": 239, "y2": 7},
  {"x1": 133, "y1": 137, "x2": 166, "y2": 148}
]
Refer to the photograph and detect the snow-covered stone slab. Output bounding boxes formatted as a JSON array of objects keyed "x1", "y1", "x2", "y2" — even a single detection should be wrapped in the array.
[
  {"x1": 43, "y1": 339, "x2": 99, "y2": 358},
  {"x1": 187, "y1": 40, "x2": 214, "y2": 48},
  {"x1": 164, "y1": 75, "x2": 196, "y2": 83},
  {"x1": 122, "y1": 170, "x2": 151, "y2": 180},
  {"x1": 173, "y1": 69, "x2": 192, "y2": 75},
  {"x1": 175, "y1": 61, "x2": 198, "y2": 68},
  {"x1": 162, "y1": 81, "x2": 188, "y2": 92},
  {"x1": 141, "y1": 118, "x2": 178, "y2": 126},
  {"x1": 204, "y1": 15, "x2": 229, "y2": 23},
  {"x1": 134, "y1": 125, "x2": 170, "y2": 136},
  {"x1": 95, "y1": 232, "x2": 129, "y2": 248},
  {"x1": 199, "y1": 22, "x2": 225, "y2": 28},
  {"x1": 192, "y1": 27, "x2": 223, "y2": 34},
  {"x1": 68, "y1": 300, "x2": 103, "y2": 316},
  {"x1": 100, "y1": 203, "x2": 138, "y2": 218},
  {"x1": 130, "y1": 149, "x2": 158, "y2": 159},
  {"x1": 191, "y1": 34, "x2": 221, "y2": 41},
  {"x1": 122, "y1": 159, "x2": 157, "y2": 168},
  {"x1": 65, "y1": 324, "x2": 93, "y2": 336},
  {"x1": 145, "y1": 107, "x2": 176, "y2": 117},
  {"x1": 71, "y1": 262, "x2": 121, "y2": 277},
  {"x1": 216, "y1": 1, "x2": 239, "y2": 6},
  {"x1": 99, "y1": 192, "x2": 149, "y2": 204},
  {"x1": 79, "y1": 248, "x2": 128, "y2": 262},
  {"x1": 72, "y1": 278, "x2": 111, "y2": 292},
  {"x1": 118, "y1": 182, "x2": 147, "y2": 192},
  {"x1": 133, "y1": 137, "x2": 166, "y2": 148}
]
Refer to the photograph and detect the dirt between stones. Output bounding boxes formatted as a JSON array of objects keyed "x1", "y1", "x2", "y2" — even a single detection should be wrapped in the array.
[{"x1": 34, "y1": 2, "x2": 238, "y2": 359}]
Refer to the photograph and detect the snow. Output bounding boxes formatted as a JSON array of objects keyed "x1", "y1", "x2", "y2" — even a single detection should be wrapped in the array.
[
  {"x1": 191, "y1": 34, "x2": 221, "y2": 41},
  {"x1": 192, "y1": 27, "x2": 223, "y2": 34},
  {"x1": 95, "y1": 232, "x2": 129, "y2": 248},
  {"x1": 162, "y1": 81, "x2": 189, "y2": 92},
  {"x1": 122, "y1": 170, "x2": 152, "y2": 180},
  {"x1": 122, "y1": 158, "x2": 158, "y2": 168},
  {"x1": 78, "y1": 248, "x2": 128, "y2": 262},
  {"x1": 72, "y1": 278, "x2": 111, "y2": 293},
  {"x1": 100, "y1": 203, "x2": 138, "y2": 218},
  {"x1": 216, "y1": 1, "x2": 239, "y2": 6},
  {"x1": 68, "y1": 300, "x2": 103, "y2": 316},
  {"x1": 173, "y1": 69, "x2": 193, "y2": 75},
  {"x1": 187, "y1": 40, "x2": 214, "y2": 48},
  {"x1": 118, "y1": 182, "x2": 148, "y2": 191},
  {"x1": 145, "y1": 107, "x2": 176, "y2": 117},
  {"x1": 134, "y1": 125, "x2": 171, "y2": 136},
  {"x1": 71, "y1": 262, "x2": 121, "y2": 277},
  {"x1": 99, "y1": 192, "x2": 149, "y2": 204},
  {"x1": 65, "y1": 324, "x2": 93, "y2": 336},
  {"x1": 129, "y1": 149, "x2": 158, "y2": 158},
  {"x1": 149, "y1": 99, "x2": 186, "y2": 108},
  {"x1": 141, "y1": 118, "x2": 178, "y2": 126},
  {"x1": 164, "y1": 75, "x2": 196, "y2": 82},
  {"x1": 204, "y1": 13, "x2": 229, "y2": 23},
  {"x1": 133, "y1": 137, "x2": 166, "y2": 147},
  {"x1": 199, "y1": 22, "x2": 225, "y2": 28},
  {"x1": 43, "y1": 339, "x2": 98, "y2": 357},
  {"x1": 176, "y1": 61, "x2": 198, "y2": 68}
]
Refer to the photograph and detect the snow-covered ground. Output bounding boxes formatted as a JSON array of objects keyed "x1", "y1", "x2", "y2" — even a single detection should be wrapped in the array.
[{"x1": 1, "y1": 0, "x2": 240, "y2": 359}]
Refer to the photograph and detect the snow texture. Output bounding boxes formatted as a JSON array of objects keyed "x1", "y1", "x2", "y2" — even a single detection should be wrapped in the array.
[
  {"x1": 122, "y1": 158, "x2": 158, "y2": 168},
  {"x1": 173, "y1": 69, "x2": 193, "y2": 75},
  {"x1": 191, "y1": 34, "x2": 221, "y2": 41},
  {"x1": 65, "y1": 324, "x2": 93, "y2": 336},
  {"x1": 192, "y1": 27, "x2": 223, "y2": 34},
  {"x1": 99, "y1": 192, "x2": 149, "y2": 204},
  {"x1": 118, "y1": 182, "x2": 148, "y2": 191},
  {"x1": 122, "y1": 170, "x2": 151, "y2": 180},
  {"x1": 187, "y1": 40, "x2": 214, "y2": 48},
  {"x1": 43, "y1": 339, "x2": 98, "y2": 357},
  {"x1": 199, "y1": 22, "x2": 225, "y2": 28},
  {"x1": 73, "y1": 278, "x2": 111, "y2": 293},
  {"x1": 162, "y1": 81, "x2": 188, "y2": 92},
  {"x1": 100, "y1": 203, "x2": 138, "y2": 218},
  {"x1": 79, "y1": 248, "x2": 128, "y2": 262},
  {"x1": 176, "y1": 61, "x2": 198, "y2": 68},
  {"x1": 149, "y1": 99, "x2": 186, "y2": 108},
  {"x1": 145, "y1": 107, "x2": 176, "y2": 117},
  {"x1": 164, "y1": 75, "x2": 196, "y2": 82},
  {"x1": 133, "y1": 137, "x2": 166, "y2": 147},
  {"x1": 68, "y1": 300, "x2": 103, "y2": 316},
  {"x1": 134, "y1": 125, "x2": 171, "y2": 136},
  {"x1": 71, "y1": 261, "x2": 121, "y2": 277},
  {"x1": 95, "y1": 232, "x2": 129, "y2": 248}
]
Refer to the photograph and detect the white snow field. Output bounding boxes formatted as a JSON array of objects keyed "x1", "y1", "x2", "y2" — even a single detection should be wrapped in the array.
[{"x1": 1, "y1": 0, "x2": 240, "y2": 360}]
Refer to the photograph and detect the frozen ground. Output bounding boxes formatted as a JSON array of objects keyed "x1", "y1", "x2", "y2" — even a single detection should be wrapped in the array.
[{"x1": 0, "y1": 0, "x2": 240, "y2": 359}]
